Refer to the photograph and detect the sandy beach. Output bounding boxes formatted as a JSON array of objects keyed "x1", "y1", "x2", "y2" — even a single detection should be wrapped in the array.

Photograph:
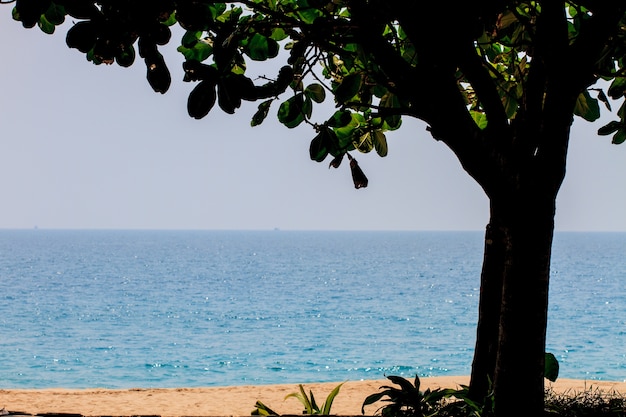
[{"x1": 2, "y1": 377, "x2": 625, "y2": 416}]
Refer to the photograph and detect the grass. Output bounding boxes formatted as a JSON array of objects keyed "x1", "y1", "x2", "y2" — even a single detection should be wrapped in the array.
[{"x1": 543, "y1": 385, "x2": 626, "y2": 417}]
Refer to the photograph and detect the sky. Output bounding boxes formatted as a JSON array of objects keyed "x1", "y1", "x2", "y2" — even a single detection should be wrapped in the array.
[{"x1": 1, "y1": 11, "x2": 625, "y2": 231}]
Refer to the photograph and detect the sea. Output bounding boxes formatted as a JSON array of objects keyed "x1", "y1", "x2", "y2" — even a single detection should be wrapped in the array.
[{"x1": 0, "y1": 230, "x2": 624, "y2": 389}]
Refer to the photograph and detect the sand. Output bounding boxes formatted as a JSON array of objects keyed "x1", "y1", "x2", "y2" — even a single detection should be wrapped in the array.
[{"x1": 2, "y1": 377, "x2": 625, "y2": 416}]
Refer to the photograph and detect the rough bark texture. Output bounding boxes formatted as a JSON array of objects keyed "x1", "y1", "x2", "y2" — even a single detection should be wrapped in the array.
[
  {"x1": 469, "y1": 224, "x2": 505, "y2": 400},
  {"x1": 491, "y1": 194, "x2": 555, "y2": 416},
  {"x1": 468, "y1": 185, "x2": 557, "y2": 417}
]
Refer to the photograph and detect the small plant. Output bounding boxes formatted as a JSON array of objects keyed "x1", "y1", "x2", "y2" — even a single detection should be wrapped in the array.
[
  {"x1": 286, "y1": 382, "x2": 345, "y2": 414},
  {"x1": 439, "y1": 381, "x2": 495, "y2": 417},
  {"x1": 252, "y1": 400, "x2": 280, "y2": 416},
  {"x1": 544, "y1": 385, "x2": 626, "y2": 417},
  {"x1": 252, "y1": 382, "x2": 344, "y2": 416},
  {"x1": 362, "y1": 375, "x2": 456, "y2": 417}
]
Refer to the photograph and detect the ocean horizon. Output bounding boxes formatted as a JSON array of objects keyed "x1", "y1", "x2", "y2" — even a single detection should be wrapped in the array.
[{"x1": 1, "y1": 229, "x2": 624, "y2": 388}]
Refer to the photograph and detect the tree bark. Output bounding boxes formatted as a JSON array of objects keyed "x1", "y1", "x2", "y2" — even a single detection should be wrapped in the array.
[
  {"x1": 469, "y1": 188, "x2": 556, "y2": 417},
  {"x1": 493, "y1": 195, "x2": 554, "y2": 416},
  {"x1": 469, "y1": 223, "x2": 505, "y2": 400}
]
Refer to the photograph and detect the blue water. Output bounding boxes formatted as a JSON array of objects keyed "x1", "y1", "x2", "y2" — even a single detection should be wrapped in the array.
[{"x1": 0, "y1": 230, "x2": 624, "y2": 388}]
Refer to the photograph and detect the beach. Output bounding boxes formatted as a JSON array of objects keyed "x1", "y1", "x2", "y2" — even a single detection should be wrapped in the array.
[{"x1": 2, "y1": 377, "x2": 626, "y2": 416}]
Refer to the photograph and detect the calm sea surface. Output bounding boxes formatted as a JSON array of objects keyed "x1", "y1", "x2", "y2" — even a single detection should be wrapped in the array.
[{"x1": 0, "y1": 230, "x2": 624, "y2": 388}]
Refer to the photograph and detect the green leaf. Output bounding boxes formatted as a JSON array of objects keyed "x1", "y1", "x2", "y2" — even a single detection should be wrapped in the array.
[
  {"x1": 335, "y1": 72, "x2": 362, "y2": 104},
  {"x1": 310, "y1": 131, "x2": 329, "y2": 162},
  {"x1": 470, "y1": 111, "x2": 489, "y2": 130},
  {"x1": 354, "y1": 131, "x2": 373, "y2": 153},
  {"x1": 245, "y1": 33, "x2": 279, "y2": 61},
  {"x1": 38, "y1": 14, "x2": 55, "y2": 34},
  {"x1": 296, "y1": 4, "x2": 323, "y2": 24},
  {"x1": 573, "y1": 90, "x2": 601, "y2": 122},
  {"x1": 252, "y1": 400, "x2": 279, "y2": 416},
  {"x1": 328, "y1": 110, "x2": 352, "y2": 128},
  {"x1": 309, "y1": 128, "x2": 338, "y2": 162},
  {"x1": 304, "y1": 83, "x2": 326, "y2": 103},
  {"x1": 269, "y1": 27, "x2": 288, "y2": 41},
  {"x1": 277, "y1": 94, "x2": 305, "y2": 128},
  {"x1": 302, "y1": 96, "x2": 313, "y2": 119},
  {"x1": 373, "y1": 130, "x2": 388, "y2": 157},
  {"x1": 335, "y1": 112, "x2": 366, "y2": 149},
  {"x1": 181, "y1": 30, "x2": 202, "y2": 48},
  {"x1": 544, "y1": 352, "x2": 559, "y2": 382},
  {"x1": 177, "y1": 40, "x2": 213, "y2": 62},
  {"x1": 320, "y1": 382, "x2": 344, "y2": 415},
  {"x1": 251, "y1": 99, "x2": 273, "y2": 127},
  {"x1": 379, "y1": 93, "x2": 401, "y2": 130}
]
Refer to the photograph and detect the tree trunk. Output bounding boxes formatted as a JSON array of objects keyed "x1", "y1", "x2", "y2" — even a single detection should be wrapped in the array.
[
  {"x1": 469, "y1": 190, "x2": 555, "y2": 417},
  {"x1": 469, "y1": 223, "x2": 505, "y2": 400}
]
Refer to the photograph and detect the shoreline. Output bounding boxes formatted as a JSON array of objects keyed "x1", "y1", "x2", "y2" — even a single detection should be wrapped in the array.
[{"x1": 2, "y1": 377, "x2": 626, "y2": 416}]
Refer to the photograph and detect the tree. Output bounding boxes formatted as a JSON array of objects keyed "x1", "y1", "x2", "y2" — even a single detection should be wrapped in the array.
[{"x1": 5, "y1": 1, "x2": 626, "y2": 415}]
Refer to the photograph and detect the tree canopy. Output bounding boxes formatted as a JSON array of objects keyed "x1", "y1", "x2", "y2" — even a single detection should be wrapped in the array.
[
  {"x1": 6, "y1": 1, "x2": 626, "y2": 416},
  {"x1": 11, "y1": 1, "x2": 625, "y2": 184}
]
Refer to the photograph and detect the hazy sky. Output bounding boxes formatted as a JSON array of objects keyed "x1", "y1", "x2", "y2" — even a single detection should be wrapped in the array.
[{"x1": 1, "y1": 12, "x2": 625, "y2": 231}]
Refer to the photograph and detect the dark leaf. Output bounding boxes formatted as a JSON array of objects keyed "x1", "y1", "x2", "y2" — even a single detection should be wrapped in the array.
[
  {"x1": 217, "y1": 78, "x2": 242, "y2": 114},
  {"x1": 328, "y1": 110, "x2": 352, "y2": 128},
  {"x1": 145, "y1": 53, "x2": 171, "y2": 94},
  {"x1": 310, "y1": 131, "x2": 328, "y2": 162},
  {"x1": 277, "y1": 94, "x2": 305, "y2": 128},
  {"x1": 362, "y1": 392, "x2": 388, "y2": 412},
  {"x1": 63, "y1": 0, "x2": 98, "y2": 19},
  {"x1": 15, "y1": 0, "x2": 50, "y2": 28},
  {"x1": 44, "y1": 3, "x2": 65, "y2": 26},
  {"x1": 138, "y1": 37, "x2": 158, "y2": 59},
  {"x1": 230, "y1": 74, "x2": 257, "y2": 101},
  {"x1": 182, "y1": 60, "x2": 218, "y2": 82},
  {"x1": 596, "y1": 89, "x2": 611, "y2": 111},
  {"x1": 328, "y1": 154, "x2": 343, "y2": 169},
  {"x1": 413, "y1": 375, "x2": 421, "y2": 392},
  {"x1": 181, "y1": 30, "x2": 201, "y2": 48},
  {"x1": 335, "y1": 72, "x2": 362, "y2": 104},
  {"x1": 597, "y1": 120, "x2": 623, "y2": 136},
  {"x1": 379, "y1": 93, "x2": 402, "y2": 130},
  {"x1": 607, "y1": 77, "x2": 626, "y2": 100},
  {"x1": 373, "y1": 130, "x2": 388, "y2": 157},
  {"x1": 573, "y1": 90, "x2": 600, "y2": 122},
  {"x1": 544, "y1": 352, "x2": 559, "y2": 382},
  {"x1": 187, "y1": 80, "x2": 217, "y2": 119},
  {"x1": 115, "y1": 44, "x2": 136, "y2": 67},
  {"x1": 612, "y1": 129, "x2": 626, "y2": 145},
  {"x1": 304, "y1": 83, "x2": 326, "y2": 103},
  {"x1": 251, "y1": 99, "x2": 273, "y2": 127},
  {"x1": 387, "y1": 375, "x2": 416, "y2": 393},
  {"x1": 348, "y1": 154, "x2": 368, "y2": 189},
  {"x1": 309, "y1": 128, "x2": 338, "y2": 162},
  {"x1": 152, "y1": 24, "x2": 172, "y2": 46},
  {"x1": 66, "y1": 21, "x2": 97, "y2": 53},
  {"x1": 276, "y1": 66, "x2": 294, "y2": 91}
]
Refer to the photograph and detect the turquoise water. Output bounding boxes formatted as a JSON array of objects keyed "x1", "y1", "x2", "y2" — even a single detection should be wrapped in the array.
[{"x1": 0, "y1": 230, "x2": 624, "y2": 388}]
